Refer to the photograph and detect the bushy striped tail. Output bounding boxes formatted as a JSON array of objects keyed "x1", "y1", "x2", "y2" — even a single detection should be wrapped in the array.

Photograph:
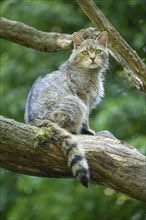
[
  {"x1": 49, "y1": 121, "x2": 90, "y2": 187},
  {"x1": 61, "y1": 133, "x2": 90, "y2": 187},
  {"x1": 28, "y1": 119, "x2": 90, "y2": 187}
]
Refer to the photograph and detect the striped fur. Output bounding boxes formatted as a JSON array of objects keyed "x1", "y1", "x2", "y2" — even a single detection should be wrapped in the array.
[{"x1": 25, "y1": 31, "x2": 109, "y2": 187}]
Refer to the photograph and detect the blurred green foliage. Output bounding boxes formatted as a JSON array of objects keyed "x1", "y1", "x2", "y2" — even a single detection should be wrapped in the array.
[{"x1": 0, "y1": 0, "x2": 145, "y2": 220}]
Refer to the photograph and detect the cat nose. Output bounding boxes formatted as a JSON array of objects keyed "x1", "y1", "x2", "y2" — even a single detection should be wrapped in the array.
[{"x1": 90, "y1": 56, "x2": 95, "y2": 61}]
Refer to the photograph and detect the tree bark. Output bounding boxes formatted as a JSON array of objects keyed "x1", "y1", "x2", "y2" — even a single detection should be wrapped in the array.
[
  {"x1": 0, "y1": 116, "x2": 145, "y2": 202},
  {"x1": 0, "y1": 17, "x2": 146, "y2": 93},
  {"x1": 0, "y1": 17, "x2": 72, "y2": 52}
]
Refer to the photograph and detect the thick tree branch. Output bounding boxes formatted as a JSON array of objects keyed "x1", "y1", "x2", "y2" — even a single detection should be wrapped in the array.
[
  {"x1": 0, "y1": 17, "x2": 146, "y2": 93},
  {"x1": 0, "y1": 17, "x2": 72, "y2": 52},
  {"x1": 0, "y1": 116, "x2": 145, "y2": 202},
  {"x1": 0, "y1": 18, "x2": 97, "y2": 51},
  {"x1": 77, "y1": 0, "x2": 146, "y2": 92}
]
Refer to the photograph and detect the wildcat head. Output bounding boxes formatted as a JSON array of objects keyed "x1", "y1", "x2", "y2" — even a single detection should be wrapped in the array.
[{"x1": 69, "y1": 31, "x2": 108, "y2": 70}]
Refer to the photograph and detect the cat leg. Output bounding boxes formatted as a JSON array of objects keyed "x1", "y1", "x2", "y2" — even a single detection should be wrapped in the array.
[
  {"x1": 28, "y1": 118, "x2": 52, "y2": 127},
  {"x1": 50, "y1": 110, "x2": 77, "y2": 133},
  {"x1": 49, "y1": 96, "x2": 86, "y2": 134},
  {"x1": 80, "y1": 121, "x2": 95, "y2": 135}
]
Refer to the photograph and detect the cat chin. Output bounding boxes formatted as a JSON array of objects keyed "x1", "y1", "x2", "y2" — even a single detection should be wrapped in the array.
[
  {"x1": 85, "y1": 63, "x2": 99, "y2": 70},
  {"x1": 82, "y1": 66, "x2": 99, "y2": 70}
]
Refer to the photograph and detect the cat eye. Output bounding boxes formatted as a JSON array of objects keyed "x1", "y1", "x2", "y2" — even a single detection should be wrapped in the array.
[
  {"x1": 95, "y1": 49, "x2": 102, "y2": 54},
  {"x1": 82, "y1": 51, "x2": 88, "y2": 55}
]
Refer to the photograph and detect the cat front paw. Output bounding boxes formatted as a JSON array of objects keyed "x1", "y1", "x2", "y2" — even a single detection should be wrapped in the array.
[{"x1": 81, "y1": 128, "x2": 95, "y2": 135}]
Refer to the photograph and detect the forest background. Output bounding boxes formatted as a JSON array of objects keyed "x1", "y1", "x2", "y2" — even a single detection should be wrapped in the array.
[{"x1": 0, "y1": 0, "x2": 146, "y2": 220}]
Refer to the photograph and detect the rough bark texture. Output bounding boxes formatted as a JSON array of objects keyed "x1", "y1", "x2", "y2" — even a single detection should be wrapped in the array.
[
  {"x1": 0, "y1": 116, "x2": 145, "y2": 202},
  {"x1": 0, "y1": 17, "x2": 146, "y2": 93},
  {"x1": 0, "y1": 18, "x2": 98, "y2": 51},
  {"x1": 0, "y1": 17, "x2": 72, "y2": 51},
  {"x1": 77, "y1": 0, "x2": 146, "y2": 92}
]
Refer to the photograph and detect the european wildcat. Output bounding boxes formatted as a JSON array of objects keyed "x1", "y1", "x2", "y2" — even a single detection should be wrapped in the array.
[{"x1": 25, "y1": 31, "x2": 109, "y2": 187}]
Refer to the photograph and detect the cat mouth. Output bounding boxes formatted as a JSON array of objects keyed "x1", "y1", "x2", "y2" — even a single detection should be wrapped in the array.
[
  {"x1": 90, "y1": 62, "x2": 97, "y2": 66},
  {"x1": 88, "y1": 62, "x2": 98, "y2": 69}
]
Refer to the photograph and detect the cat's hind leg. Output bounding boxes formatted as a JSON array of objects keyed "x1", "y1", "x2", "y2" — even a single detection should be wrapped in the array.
[{"x1": 49, "y1": 96, "x2": 87, "y2": 134}]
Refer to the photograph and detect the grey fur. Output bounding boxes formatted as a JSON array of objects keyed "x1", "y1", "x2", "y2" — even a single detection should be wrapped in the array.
[{"x1": 25, "y1": 31, "x2": 109, "y2": 187}]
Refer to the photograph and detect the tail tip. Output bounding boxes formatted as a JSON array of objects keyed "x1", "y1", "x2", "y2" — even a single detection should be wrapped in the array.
[{"x1": 80, "y1": 175, "x2": 90, "y2": 188}]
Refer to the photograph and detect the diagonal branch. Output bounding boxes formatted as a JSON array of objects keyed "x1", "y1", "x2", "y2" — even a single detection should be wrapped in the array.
[
  {"x1": 0, "y1": 17, "x2": 146, "y2": 93},
  {"x1": 0, "y1": 116, "x2": 145, "y2": 202},
  {"x1": 77, "y1": 0, "x2": 146, "y2": 92}
]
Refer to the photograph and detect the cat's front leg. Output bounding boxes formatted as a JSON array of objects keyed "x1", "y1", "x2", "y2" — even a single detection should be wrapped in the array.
[{"x1": 80, "y1": 122, "x2": 95, "y2": 135}]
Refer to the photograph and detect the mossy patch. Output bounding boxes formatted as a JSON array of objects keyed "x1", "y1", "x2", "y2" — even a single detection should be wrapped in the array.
[{"x1": 33, "y1": 127, "x2": 52, "y2": 148}]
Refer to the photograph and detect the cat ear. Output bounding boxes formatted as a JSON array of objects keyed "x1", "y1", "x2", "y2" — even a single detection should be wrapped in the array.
[
  {"x1": 73, "y1": 32, "x2": 84, "y2": 49},
  {"x1": 96, "y1": 31, "x2": 108, "y2": 47}
]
